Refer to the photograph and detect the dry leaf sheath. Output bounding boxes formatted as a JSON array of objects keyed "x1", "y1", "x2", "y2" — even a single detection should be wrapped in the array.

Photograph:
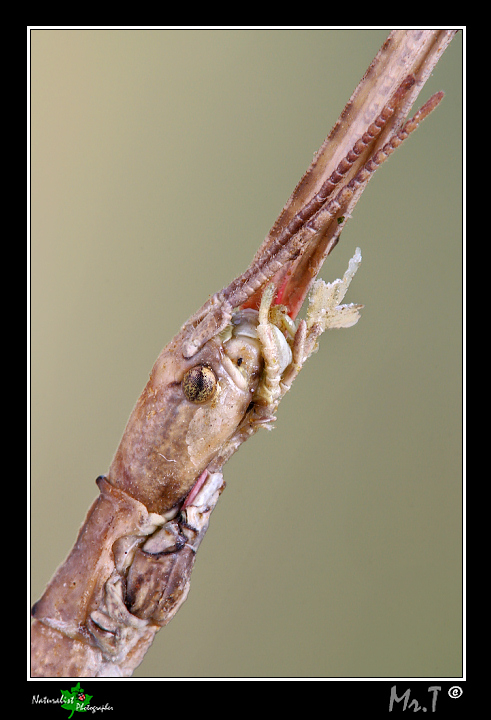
[{"x1": 31, "y1": 30, "x2": 457, "y2": 677}]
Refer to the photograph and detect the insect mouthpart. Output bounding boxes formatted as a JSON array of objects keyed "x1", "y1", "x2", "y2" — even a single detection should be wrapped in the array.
[{"x1": 217, "y1": 309, "x2": 263, "y2": 392}]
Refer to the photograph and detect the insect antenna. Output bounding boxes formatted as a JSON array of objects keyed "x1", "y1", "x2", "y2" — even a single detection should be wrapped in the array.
[
  {"x1": 343, "y1": 91, "x2": 445, "y2": 198},
  {"x1": 230, "y1": 75, "x2": 417, "y2": 310},
  {"x1": 244, "y1": 89, "x2": 446, "y2": 318},
  {"x1": 183, "y1": 87, "x2": 444, "y2": 355}
]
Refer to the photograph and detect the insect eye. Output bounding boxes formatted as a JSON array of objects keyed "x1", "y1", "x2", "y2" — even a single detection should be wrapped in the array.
[{"x1": 182, "y1": 364, "x2": 218, "y2": 403}]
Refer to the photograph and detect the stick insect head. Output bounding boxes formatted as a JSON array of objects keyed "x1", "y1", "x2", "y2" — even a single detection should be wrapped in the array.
[{"x1": 108, "y1": 309, "x2": 264, "y2": 513}]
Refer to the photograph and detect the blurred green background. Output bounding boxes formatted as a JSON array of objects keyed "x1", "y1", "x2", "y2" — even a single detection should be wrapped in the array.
[{"x1": 31, "y1": 29, "x2": 462, "y2": 678}]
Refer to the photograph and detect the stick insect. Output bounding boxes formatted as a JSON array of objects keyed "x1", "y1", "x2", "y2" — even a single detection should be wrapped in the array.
[{"x1": 31, "y1": 30, "x2": 458, "y2": 677}]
